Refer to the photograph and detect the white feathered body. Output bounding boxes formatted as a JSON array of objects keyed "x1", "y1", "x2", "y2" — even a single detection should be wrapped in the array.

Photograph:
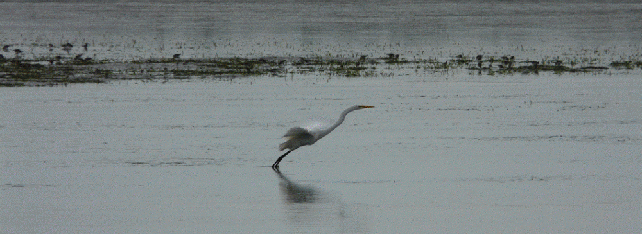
[{"x1": 278, "y1": 105, "x2": 370, "y2": 151}]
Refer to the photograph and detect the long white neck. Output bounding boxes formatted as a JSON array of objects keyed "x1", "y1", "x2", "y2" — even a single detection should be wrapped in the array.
[{"x1": 316, "y1": 105, "x2": 361, "y2": 140}]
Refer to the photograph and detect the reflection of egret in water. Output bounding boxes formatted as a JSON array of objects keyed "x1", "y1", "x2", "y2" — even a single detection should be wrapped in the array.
[
  {"x1": 274, "y1": 168, "x2": 319, "y2": 204},
  {"x1": 272, "y1": 168, "x2": 368, "y2": 232}
]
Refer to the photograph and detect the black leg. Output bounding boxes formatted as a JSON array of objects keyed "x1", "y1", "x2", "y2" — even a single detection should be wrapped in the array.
[{"x1": 272, "y1": 150, "x2": 292, "y2": 169}]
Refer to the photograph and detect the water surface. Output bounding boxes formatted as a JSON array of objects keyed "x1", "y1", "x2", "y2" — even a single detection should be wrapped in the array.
[
  {"x1": 1, "y1": 1, "x2": 641, "y2": 232},
  {"x1": 1, "y1": 0, "x2": 640, "y2": 60},
  {"x1": 2, "y1": 72, "x2": 640, "y2": 232}
]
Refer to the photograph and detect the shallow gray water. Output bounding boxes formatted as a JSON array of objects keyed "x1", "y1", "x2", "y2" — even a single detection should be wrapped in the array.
[
  {"x1": 1, "y1": 0, "x2": 641, "y2": 61},
  {"x1": 1, "y1": 0, "x2": 641, "y2": 233},
  {"x1": 1, "y1": 70, "x2": 640, "y2": 232}
]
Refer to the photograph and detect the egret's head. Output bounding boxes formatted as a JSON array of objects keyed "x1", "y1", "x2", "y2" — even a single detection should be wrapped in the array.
[{"x1": 358, "y1": 105, "x2": 375, "y2": 109}]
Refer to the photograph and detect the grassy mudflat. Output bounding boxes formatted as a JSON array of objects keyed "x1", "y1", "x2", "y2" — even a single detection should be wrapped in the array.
[{"x1": 2, "y1": 53, "x2": 640, "y2": 87}]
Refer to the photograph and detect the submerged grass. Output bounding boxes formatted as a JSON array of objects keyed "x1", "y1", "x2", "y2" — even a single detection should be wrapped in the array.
[
  {"x1": 0, "y1": 60, "x2": 105, "y2": 87},
  {"x1": 1, "y1": 54, "x2": 640, "y2": 87},
  {"x1": 610, "y1": 60, "x2": 642, "y2": 69}
]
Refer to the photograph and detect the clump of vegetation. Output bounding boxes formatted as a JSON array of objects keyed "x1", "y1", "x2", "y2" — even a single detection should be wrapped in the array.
[
  {"x1": 1, "y1": 52, "x2": 640, "y2": 87},
  {"x1": 466, "y1": 55, "x2": 618, "y2": 75},
  {"x1": 0, "y1": 60, "x2": 105, "y2": 87},
  {"x1": 330, "y1": 64, "x2": 372, "y2": 77},
  {"x1": 610, "y1": 60, "x2": 642, "y2": 69}
]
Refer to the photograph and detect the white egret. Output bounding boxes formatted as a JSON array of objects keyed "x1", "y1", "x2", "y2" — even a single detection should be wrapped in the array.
[{"x1": 272, "y1": 105, "x2": 374, "y2": 169}]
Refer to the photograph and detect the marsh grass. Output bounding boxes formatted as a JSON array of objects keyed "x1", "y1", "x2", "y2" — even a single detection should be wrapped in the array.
[
  {"x1": 1, "y1": 55, "x2": 640, "y2": 87},
  {"x1": 610, "y1": 60, "x2": 642, "y2": 69},
  {"x1": 1, "y1": 60, "x2": 104, "y2": 87}
]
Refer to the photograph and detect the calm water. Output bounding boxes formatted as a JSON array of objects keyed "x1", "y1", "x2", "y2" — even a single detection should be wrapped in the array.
[
  {"x1": 1, "y1": 0, "x2": 641, "y2": 60},
  {"x1": 1, "y1": 1, "x2": 641, "y2": 233},
  {"x1": 2, "y1": 72, "x2": 640, "y2": 232}
]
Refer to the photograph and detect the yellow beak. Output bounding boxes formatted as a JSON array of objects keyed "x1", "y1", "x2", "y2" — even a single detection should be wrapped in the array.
[{"x1": 359, "y1": 105, "x2": 375, "y2": 108}]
